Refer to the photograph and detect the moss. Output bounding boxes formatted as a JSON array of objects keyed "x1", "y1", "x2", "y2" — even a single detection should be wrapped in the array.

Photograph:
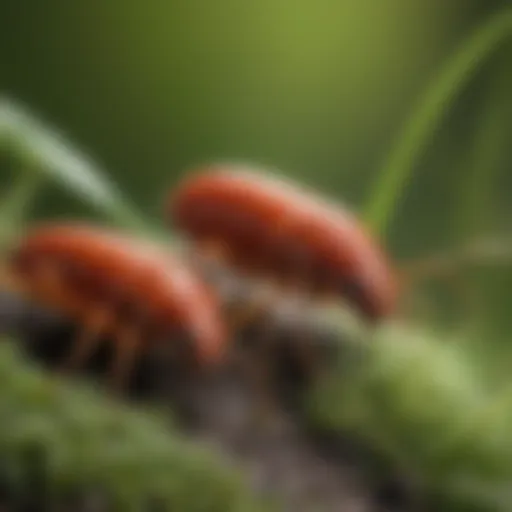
[
  {"x1": 0, "y1": 339, "x2": 271, "y2": 511},
  {"x1": 306, "y1": 323, "x2": 512, "y2": 511}
]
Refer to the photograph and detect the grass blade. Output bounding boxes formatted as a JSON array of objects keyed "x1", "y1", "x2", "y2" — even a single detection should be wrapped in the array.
[
  {"x1": 364, "y1": 9, "x2": 512, "y2": 238},
  {"x1": 0, "y1": 168, "x2": 44, "y2": 250},
  {"x1": 0, "y1": 97, "x2": 149, "y2": 232}
]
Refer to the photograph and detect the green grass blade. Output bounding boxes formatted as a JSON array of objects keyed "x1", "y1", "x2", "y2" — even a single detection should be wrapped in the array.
[
  {"x1": 364, "y1": 9, "x2": 512, "y2": 238},
  {"x1": 0, "y1": 168, "x2": 44, "y2": 249},
  {"x1": 0, "y1": 97, "x2": 149, "y2": 232}
]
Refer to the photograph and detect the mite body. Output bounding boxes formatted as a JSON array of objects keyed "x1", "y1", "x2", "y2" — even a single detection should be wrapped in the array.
[
  {"x1": 2, "y1": 223, "x2": 227, "y2": 388},
  {"x1": 168, "y1": 166, "x2": 397, "y2": 321}
]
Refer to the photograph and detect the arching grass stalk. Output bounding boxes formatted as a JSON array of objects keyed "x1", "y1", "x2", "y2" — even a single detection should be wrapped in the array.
[
  {"x1": 0, "y1": 97, "x2": 151, "y2": 234},
  {"x1": 0, "y1": 168, "x2": 44, "y2": 251},
  {"x1": 364, "y1": 8, "x2": 512, "y2": 238}
]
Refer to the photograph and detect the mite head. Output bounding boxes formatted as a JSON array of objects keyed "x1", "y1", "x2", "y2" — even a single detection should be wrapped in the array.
[{"x1": 334, "y1": 237, "x2": 398, "y2": 323}]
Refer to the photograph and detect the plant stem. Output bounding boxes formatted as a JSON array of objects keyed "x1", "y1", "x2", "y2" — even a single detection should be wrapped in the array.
[{"x1": 364, "y1": 9, "x2": 512, "y2": 238}]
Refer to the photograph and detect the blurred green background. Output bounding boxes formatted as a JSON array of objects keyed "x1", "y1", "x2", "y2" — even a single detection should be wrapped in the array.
[
  {"x1": 1, "y1": 4, "x2": 512, "y2": 509},
  {"x1": 1, "y1": 0, "x2": 511, "y2": 337}
]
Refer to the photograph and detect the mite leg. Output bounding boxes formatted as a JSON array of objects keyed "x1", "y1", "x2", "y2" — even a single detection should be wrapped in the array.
[
  {"x1": 193, "y1": 236, "x2": 271, "y2": 333},
  {"x1": 26, "y1": 261, "x2": 85, "y2": 320},
  {"x1": 227, "y1": 278, "x2": 280, "y2": 415},
  {"x1": 108, "y1": 326, "x2": 141, "y2": 393},
  {"x1": 29, "y1": 262, "x2": 109, "y2": 374},
  {"x1": 227, "y1": 299, "x2": 265, "y2": 337},
  {"x1": 228, "y1": 276, "x2": 280, "y2": 333},
  {"x1": 0, "y1": 264, "x2": 27, "y2": 297},
  {"x1": 197, "y1": 238, "x2": 228, "y2": 260},
  {"x1": 193, "y1": 238, "x2": 231, "y2": 274},
  {"x1": 59, "y1": 309, "x2": 111, "y2": 374},
  {"x1": 234, "y1": 282, "x2": 286, "y2": 430}
]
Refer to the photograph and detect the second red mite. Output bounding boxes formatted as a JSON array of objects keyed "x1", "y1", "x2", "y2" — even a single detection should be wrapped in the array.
[{"x1": 167, "y1": 165, "x2": 398, "y2": 321}]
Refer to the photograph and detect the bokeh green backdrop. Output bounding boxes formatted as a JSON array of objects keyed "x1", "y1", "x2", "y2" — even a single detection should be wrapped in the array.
[{"x1": 1, "y1": 0, "x2": 511, "y2": 337}]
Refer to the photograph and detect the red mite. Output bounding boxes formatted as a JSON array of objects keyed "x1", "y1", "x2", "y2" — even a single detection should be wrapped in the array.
[
  {"x1": 3, "y1": 223, "x2": 227, "y2": 387},
  {"x1": 167, "y1": 165, "x2": 397, "y2": 321}
]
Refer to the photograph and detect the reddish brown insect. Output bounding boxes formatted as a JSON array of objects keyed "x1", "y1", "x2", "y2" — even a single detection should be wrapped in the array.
[
  {"x1": 167, "y1": 165, "x2": 398, "y2": 322},
  {"x1": 0, "y1": 222, "x2": 227, "y2": 389}
]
